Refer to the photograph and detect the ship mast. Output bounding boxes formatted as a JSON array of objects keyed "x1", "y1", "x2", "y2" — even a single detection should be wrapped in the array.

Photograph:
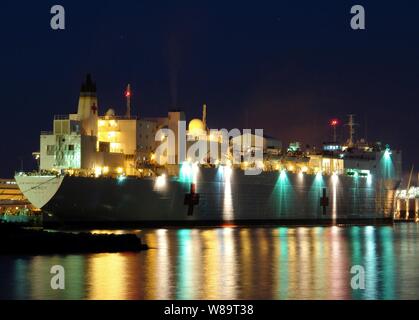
[
  {"x1": 202, "y1": 104, "x2": 207, "y2": 130},
  {"x1": 345, "y1": 114, "x2": 358, "y2": 147},
  {"x1": 125, "y1": 84, "x2": 131, "y2": 118},
  {"x1": 407, "y1": 165, "x2": 414, "y2": 192},
  {"x1": 330, "y1": 119, "x2": 339, "y2": 142}
]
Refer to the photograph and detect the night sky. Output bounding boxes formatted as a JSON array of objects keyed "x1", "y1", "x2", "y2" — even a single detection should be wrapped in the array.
[{"x1": 0, "y1": 0, "x2": 418, "y2": 178}]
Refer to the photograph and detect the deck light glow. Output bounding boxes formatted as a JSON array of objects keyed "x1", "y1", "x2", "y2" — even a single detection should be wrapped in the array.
[
  {"x1": 94, "y1": 167, "x2": 102, "y2": 177},
  {"x1": 155, "y1": 174, "x2": 166, "y2": 189},
  {"x1": 280, "y1": 169, "x2": 287, "y2": 180},
  {"x1": 367, "y1": 172, "x2": 372, "y2": 185},
  {"x1": 181, "y1": 161, "x2": 191, "y2": 176},
  {"x1": 192, "y1": 162, "x2": 199, "y2": 183},
  {"x1": 316, "y1": 171, "x2": 322, "y2": 179},
  {"x1": 224, "y1": 165, "x2": 233, "y2": 177},
  {"x1": 332, "y1": 172, "x2": 338, "y2": 183}
]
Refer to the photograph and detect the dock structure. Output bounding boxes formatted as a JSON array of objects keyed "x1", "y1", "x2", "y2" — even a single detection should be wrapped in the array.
[
  {"x1": 0, "y1": 179, "x2": 40, "y2": 222},
  {"x1": 394, "y1": 186, "x2": 419, "y2": 222}
]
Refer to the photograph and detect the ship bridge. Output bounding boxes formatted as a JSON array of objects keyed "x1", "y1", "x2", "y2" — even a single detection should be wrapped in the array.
[{"x1": 394, "y1": 187, "x2": 419, "y2": 222}]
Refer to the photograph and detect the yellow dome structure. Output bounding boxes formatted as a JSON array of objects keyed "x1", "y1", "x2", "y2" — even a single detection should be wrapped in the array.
[{"x1": 188, "y1": 118, "x2": 205, "y2": 135}]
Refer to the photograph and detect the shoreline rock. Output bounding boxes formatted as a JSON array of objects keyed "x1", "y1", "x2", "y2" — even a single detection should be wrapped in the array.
[{"x1": 0, "y1": 223, "x2": 148, "y2": 255}]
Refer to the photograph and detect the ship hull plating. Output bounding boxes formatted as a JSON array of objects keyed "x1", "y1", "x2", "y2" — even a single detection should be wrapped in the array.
[{"x1": 16, "y1": 168, "x2": 398, "y2": 227}]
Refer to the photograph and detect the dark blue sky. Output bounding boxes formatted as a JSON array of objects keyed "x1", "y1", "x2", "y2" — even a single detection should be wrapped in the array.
[{"x1": 0, "y1": 0, "x2": 418, "y2": 177}]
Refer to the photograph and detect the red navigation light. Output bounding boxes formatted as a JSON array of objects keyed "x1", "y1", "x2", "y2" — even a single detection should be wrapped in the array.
[
  {"x1": 125, "y1": 90, "x2": 131, "y2": 98},
  {"x1": 330, "y1": 119, "x2": 339, "y2": 127}
]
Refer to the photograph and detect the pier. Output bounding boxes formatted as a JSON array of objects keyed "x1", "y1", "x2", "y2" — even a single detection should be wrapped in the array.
[
  {"x1": 0, "y1": 179, "x2": 40, "y2": 224},
  {"x1": 394, "y1": 186, "x2": 419, "y2": 222}
]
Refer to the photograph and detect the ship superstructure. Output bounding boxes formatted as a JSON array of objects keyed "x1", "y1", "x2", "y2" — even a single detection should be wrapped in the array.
[{"x1": 15, "y1": 75, "x2": 402, "y2": 226}]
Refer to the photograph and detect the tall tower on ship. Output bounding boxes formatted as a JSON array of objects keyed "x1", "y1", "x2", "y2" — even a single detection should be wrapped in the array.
[
  {"x1": 77, "y1": 74, "x2": 98, "y2": 137},
  {"x1": 125, "y1": 84, "x2": 131, "y2": 118},
  {"x1": 202, "y1": 104, "x2": 207, "y2": 130},
  {"x1": 345, "y1": 114, "x2": 358, "y2": 147}
]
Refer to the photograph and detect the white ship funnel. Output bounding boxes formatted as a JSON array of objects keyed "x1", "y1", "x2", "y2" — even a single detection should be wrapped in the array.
[{"x1": 77, "y1": 74, "x2": 98, "y2": 136}]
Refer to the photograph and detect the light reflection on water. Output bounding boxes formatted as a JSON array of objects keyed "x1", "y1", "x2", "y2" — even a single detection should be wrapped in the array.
[{"x1": 1, "y1": 224, "x2": 419, "y2": 300}]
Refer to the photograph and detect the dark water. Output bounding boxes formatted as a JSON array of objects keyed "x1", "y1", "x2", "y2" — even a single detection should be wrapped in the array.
[{"x1": 1, "y1": 224, "x2": 419, "y2": 300}]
